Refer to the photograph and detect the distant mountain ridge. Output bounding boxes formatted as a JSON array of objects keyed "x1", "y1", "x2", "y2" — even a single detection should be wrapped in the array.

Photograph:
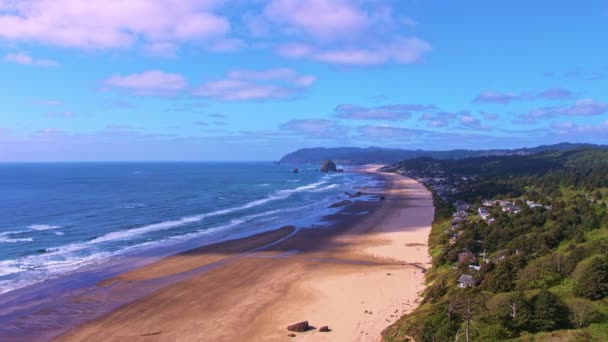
[{"x1": 278, "y1": 143, "x2": 604, "y2": 165}]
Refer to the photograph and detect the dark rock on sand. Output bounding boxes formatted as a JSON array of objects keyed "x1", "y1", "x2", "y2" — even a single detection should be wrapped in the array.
[
  {"x1": 349, "y1": 191, "x2": 364, "y2": 198},
  {"x1": 319, "y1": 326, "x2": 331, "y2": 332},
  {"x1": 328, "y1": 200, "x2": 352, "y2": 208},
  {"x1": 320, "y1": 160, "x2": 338, "y2": 173},
  {"x1": 288, "y1": 333, "x2": 296, "y2": 337},
  {"x1": 287, "y1": 321, "x2": 309, "y2": 332}
]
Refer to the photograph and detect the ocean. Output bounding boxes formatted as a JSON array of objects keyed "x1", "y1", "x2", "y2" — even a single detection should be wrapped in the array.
[{"x1": 0, "y1": 162, "x2": 378, "y2": 295}]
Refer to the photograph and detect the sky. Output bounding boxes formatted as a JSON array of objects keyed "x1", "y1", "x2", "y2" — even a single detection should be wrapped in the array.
[{"x1": 1, "y1": 0, "x2": 607, "y2": 161}]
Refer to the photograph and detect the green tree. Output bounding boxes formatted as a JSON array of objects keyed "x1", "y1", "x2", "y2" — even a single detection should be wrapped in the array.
[
  {"x1": 566, "y1": 298, "x2": 598, "y2": 328},
  {"x1": 572, "y1": 255, "x2": 608, "y2": 300},
  {"x1": 485, "y1": 291, "x2": 532, "y2": 332},
  {"x1": 482, "y1": 259, "x2": 516, "y2": 293},
  {"x1": 531, "y1": 289, "x2": 568, "y2": 332}
]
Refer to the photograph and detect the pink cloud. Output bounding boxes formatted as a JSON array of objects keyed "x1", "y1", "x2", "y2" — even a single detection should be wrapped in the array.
[
  {"x1": 277, "y1": 37, "x2": 431, "y2": 66},
  {"x1": 260, "y1": 1, "x2": 431, "y2": 66},
  {"x1": 474, "y1": 87, "x2": 573, "y2": 104},
  {"x1": 3, "y1": 52, "x2": 57, "y2": 66},
  {"x1": 194, "y1": 68, "x2": 316, "y2": 101},
  {"x1": 194, "y1": 79, "x2": 290, "y2": 101},
  {"x1": 551, "y1": 120, "x2": 608, "y2": 135},
  {"x1": 561, "y1": 98, "x2": 608, "y2": 116},
  {"x1": 264, "y1": 0, "x2": 368, "y2": 40},
  {"x1": 226, "y1": 68, "x2": 315, "y2": 85},
  {"x1": 103, "y1": 70, "x2": 187, "y2": 95},
  {"x1": 280, "y1": 119, "x2": 347, "y2": 137},
  {"x1": 0, "y1": 0, "x2": 229, "y2": 49}
]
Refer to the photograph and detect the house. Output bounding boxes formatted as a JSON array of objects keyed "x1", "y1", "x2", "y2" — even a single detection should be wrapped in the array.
[
  {"x1": 458, "y1": 251, "x2": 478, "y2": 264},
  {"x1": 502, "y1": 204, "x2": 521, "y2": 214},
  {"x1": 499, "y1": 200, "x2": 513, "y2": 207},
  {"x1": 478, "y1": 207, "x2": 490, "y2": 220},
  {"x1": 482, "y1": 200, "x2": 499, "y2": 207},
  {"x1": 457, "y1": 274, "x2": 476, "y2": 288},
  {"x1": 454, "y1": 200, "x2": 471, "y2": 211}
]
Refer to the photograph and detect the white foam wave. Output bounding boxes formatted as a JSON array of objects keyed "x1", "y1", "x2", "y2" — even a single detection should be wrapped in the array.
[
  {"x1": 28, "y1": 224, "x2": 62, "y2": 231},
  {"x1": 119, "y1": 203, "x2": 146, "y2": 209},
  {"x1": 309, "y1": 184, "x2": 339, "y2": 192},
  {"x1": 0, "y1": 231, "x2": 33, "y2": 243},
  {"x1": 90, "y1": 216, "x2": 202, "y2": 244},
  {"x1": 0, "y1": 236, "x2": 33, "y2": 243}
]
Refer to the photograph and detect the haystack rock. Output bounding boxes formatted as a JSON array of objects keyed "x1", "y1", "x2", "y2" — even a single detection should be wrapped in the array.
[
  {"x1": 287, "y1": 321, "x2": 309, "y2": 332},
  {"x1": 320, "y1": 160, "x2": 337, "y2": 173}
]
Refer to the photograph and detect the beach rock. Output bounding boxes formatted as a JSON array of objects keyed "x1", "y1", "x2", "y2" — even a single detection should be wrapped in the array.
[
  {"x1": 288, "y1": 333, "x2": 296, "y2": 338},
  {"x1": 287, "y1": 321, "x2": 309, "y2": 332},
  {"x1": 292, "y1": 168, "x2": 300, "y2": 174},
  {"x1": 319, "y1": 326, "x2": 330, "y2": 332},
  {"x1": 349, "y1": 191, "x2": 364, "y2": 199},
  {"x1": 337, "y1": 168, "x2": 344, "y2": 173},
  {"x1": 320, "y1": 160, "x2": 338, "y2": 173}
]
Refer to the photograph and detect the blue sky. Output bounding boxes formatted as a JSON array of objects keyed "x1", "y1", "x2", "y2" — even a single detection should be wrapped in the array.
[{"x1": 1, "y1": 0, "x2": 607, "y2": 161}]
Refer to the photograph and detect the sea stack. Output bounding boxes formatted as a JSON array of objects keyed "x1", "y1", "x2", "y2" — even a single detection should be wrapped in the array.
[{"x1": 320, "y1": 160, "x2": 338, "y2": 173}]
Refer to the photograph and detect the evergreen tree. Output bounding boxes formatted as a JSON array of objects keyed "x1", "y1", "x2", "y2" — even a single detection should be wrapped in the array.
[{"x1": 531, "y1": 289, "x2": 568, "y2": 332}]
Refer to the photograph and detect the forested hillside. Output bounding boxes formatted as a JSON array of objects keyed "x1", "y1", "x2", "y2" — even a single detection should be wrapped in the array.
[
  {"x1": 381, "y1": 148, "x2": 608, "y2": 341},
  {"x1": 278, "y1": 143, "x2": 602, "y2": 165}
]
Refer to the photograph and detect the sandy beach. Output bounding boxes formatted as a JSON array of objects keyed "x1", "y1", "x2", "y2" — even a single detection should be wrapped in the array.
[{"x1": 55, "y1": 166, "x2": 434, "y2": 342}]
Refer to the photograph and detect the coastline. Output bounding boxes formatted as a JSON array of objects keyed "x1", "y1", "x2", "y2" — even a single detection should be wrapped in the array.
[{"x1": 4, "y1": 166, "x2": 434, "y2": 341}]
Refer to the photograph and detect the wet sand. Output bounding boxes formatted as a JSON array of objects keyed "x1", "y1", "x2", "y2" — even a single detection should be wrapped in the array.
[{"x1": 54, "y1": 166, "x2": 434, "y2": 342}]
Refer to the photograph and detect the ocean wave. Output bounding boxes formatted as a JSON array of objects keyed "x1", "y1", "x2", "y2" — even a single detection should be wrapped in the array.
[
  {"x1": 28, "y1": 224, "x2": 62, "y2": 231},
  {"x1": 308, "y1": 184, "x2": 339, "y2": 192},
  {"x1": 118, "y1": 203, "x2": 146, "y2": 209},
  {"x1": 0, "y1": 178, "x2": 340, "y2": 294},
  {"x1": 0, "y1": 209, "x2": 283, "y2": 294},
  {"x1": 0, "y1": 233, "x2": 33, "y2": 243},
  {"x1": 19, "y1": 181, "x2": 330, "y2": 253},
  {"x1": 90, "y1": 216, "x2": 202, "y2": 244}
]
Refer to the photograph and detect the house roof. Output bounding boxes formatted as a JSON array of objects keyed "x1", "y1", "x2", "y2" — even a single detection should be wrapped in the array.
[{"x1": 457, "y1": 274, "x2": 475, "y2": 285}]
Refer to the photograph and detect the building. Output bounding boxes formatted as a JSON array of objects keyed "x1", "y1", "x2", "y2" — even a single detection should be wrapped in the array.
[
  {"x1": 458, "y1": 251, "x2": 477, "y2": 264},
  {"x1": 457, "y1": 274, "x2": 476, "y2": 288},
  {"x1": 478, "y1": 207, "x2": 490, "y2": 220}
]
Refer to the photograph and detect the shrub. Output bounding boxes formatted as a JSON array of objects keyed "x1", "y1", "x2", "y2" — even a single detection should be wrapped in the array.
[{"x1": 565, "y1": 298, "x2": 598, "y2": 328}]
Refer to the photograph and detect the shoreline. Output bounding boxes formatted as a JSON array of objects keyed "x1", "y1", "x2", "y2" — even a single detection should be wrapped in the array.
[{"x1": 2, "y1": 166, "x2": 434, "y2": 341}]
